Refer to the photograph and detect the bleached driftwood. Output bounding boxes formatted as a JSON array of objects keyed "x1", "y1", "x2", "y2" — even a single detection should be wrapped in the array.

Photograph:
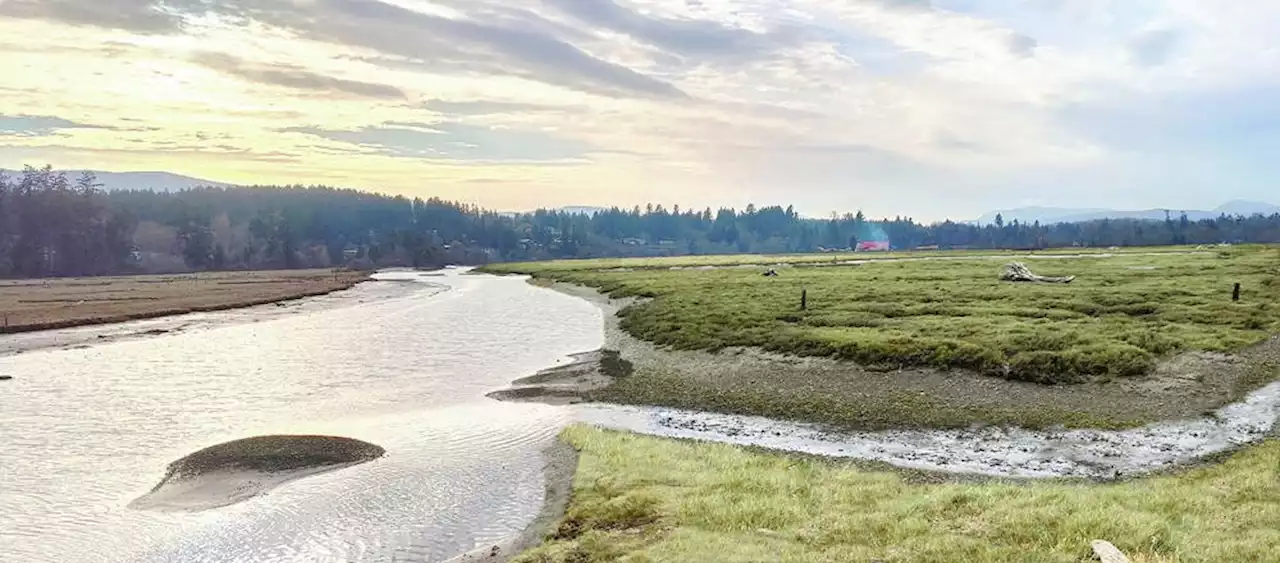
[
  {"x1": 1000, "y1": 262, "x2": 1076, "y2": 284},
  {"x1": 1090, "y1": 540, "x2": 1132, "y2": 563}
]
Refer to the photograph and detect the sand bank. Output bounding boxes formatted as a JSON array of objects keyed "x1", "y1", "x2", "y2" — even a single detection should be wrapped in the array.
[{"x1": 130, "y1": 435, "x2": 384, "y2": 511}]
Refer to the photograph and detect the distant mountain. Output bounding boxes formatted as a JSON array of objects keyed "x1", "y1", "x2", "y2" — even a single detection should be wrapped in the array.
[
  {"x1": 499, "y1": 205, "x2": 608, "y2": 217},
  {"x1": 0, "y1": 169, "x2": 233, "y2": 192},
  {"x1": 976, "y1": 201, "x2": 1280, "y2": 225},
  {"x1": 85, "y1": 171, "x2": 231, "y2": 191},
  {"x1": 1214, "y1": 200, "x2": 1280, "y2": 217},
  {"x1": 553, "y1": 206, "x2": 608, "y2": 216}
]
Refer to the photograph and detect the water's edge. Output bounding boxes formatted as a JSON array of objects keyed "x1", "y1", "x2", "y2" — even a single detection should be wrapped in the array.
[
  {"x1": 498, "y1": 278, "x2": 1280, "y2": 480},
  {"x1": 441, "y1": 440, "x2": 578, "y2": 563}
]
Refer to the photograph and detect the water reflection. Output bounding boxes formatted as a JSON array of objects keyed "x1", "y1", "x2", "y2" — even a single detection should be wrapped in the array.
[{"x1": 0, "y1": 270, "x2": 601, "y2": 563}]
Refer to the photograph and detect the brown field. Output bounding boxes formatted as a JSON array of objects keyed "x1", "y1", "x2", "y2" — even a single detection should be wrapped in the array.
[{"x1": 0, "y1": 269, "x2": 369, "y2": 333}]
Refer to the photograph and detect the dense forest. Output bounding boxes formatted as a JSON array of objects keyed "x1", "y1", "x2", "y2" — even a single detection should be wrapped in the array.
[{"x1": 2, "y1": 165, "x2": 1280, "y2": 278}]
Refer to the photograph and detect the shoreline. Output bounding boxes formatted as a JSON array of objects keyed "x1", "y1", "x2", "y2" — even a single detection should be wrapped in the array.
[
  {"x1": 0, "y1": 270, "x2": 371, "y2": 335},
  {"x1": 442, "y1": 439, "x2": 580, "y2": 563},
  {"x1": 517, "y1": 426, "x2": 1280, "y2": 562},
  {"x1": 485, "y1": 276, "x2": 1279, "y2": 481},
  {"x1": 519, "y1": 278, "x2": 1280, "y2": 431}
]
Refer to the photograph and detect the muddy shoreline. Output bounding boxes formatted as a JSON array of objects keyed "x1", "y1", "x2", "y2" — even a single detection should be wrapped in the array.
[
  {"x1": 0, "y1": 272, "x2": 427, "y2": 360},
  {"x1": 0, "y1": 271, "x2": 371, "y2": 335},
  {"x1": 487, "y1": 277, "x2": 1280, "y2": 481},
  {"x1": 442, "y1": 440, "x2": 579, "y2": 563},
  {"x1": 535, "y1": 280, "x2": 1280, "y2": 431}
]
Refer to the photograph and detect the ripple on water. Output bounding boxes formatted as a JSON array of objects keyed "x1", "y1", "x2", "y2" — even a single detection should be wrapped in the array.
[{"x1": 0, "y1": 270, "x2": 602, "y2": 563}]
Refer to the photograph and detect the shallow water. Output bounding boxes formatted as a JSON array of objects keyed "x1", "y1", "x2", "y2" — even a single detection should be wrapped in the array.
[
  {"x1": 0, "y1": 270, "x2": 602, "y2": 563},
  {"x1": 3, "y1": 267, "x2": 1277, "y2": 562}
]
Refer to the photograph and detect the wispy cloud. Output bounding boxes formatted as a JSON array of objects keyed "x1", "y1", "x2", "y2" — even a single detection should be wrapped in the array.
[
  {"x1": 280, "y1": 122, "x2": 592, "y2": 163},
  {"x1": 0, "y1": 115, "x2": 112, "y2": 137},
  {"x1": 423, "y1": 99, "x2": 575, "y2": 116},
  {"x1": 0, "y1": 0, "x2": 184, "y2": 33},
  {"x1": 190, "y1": 52, "x2": 406, "y2": 99},
  {"x1": 3, "y1": 0, "x2": 1280, "y2": 218}
]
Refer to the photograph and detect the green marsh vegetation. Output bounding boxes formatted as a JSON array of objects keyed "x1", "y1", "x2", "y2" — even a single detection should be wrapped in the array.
[
  {"x1": 489, "y1": 247, "x2": 1280, "y2": 385},
  {"x1": 515, "y1": 427, "x2": 1280, "y2": 563}
]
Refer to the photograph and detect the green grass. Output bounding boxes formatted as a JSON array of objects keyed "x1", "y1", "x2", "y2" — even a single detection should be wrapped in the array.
[
  {"x1": 516, "y1": 427, "x2": 1280, "y2": 563},
  {"x1": 592, "y1": 372, "x2": 1146, "y2": 430},
  {"x1": 483, "y1": 246, "x2": 1202, "y2": 274},
  {"x1": 487, "y1": 246, "x2": 1280, "y2": 384}
]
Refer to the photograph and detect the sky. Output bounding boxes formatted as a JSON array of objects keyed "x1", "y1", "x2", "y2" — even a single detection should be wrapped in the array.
[{"x1": 1, "y1": 0, "x2": 1279, "y2": 221}]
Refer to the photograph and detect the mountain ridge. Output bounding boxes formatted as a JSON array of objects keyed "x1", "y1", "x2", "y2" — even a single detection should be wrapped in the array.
[
  {"x1": 975, "y1": 200, "x2": 1280, "y2": 225},
  {"x1": 0, "y1": 169, "x2": 232, "y2": 192}
]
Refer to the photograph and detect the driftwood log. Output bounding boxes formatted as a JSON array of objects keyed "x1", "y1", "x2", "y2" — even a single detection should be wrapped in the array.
[
  {"x1": 1090, "y1": 540, "x2": 1132, "y2": 563},
  {"x1": 1000, "y1": 262, "x2": 1075, "y2": 284}
]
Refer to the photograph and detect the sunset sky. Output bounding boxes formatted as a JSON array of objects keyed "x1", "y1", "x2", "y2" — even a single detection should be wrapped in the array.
[{"x1": 1, "y1": 0, "x2": 1278, "y2": 220}]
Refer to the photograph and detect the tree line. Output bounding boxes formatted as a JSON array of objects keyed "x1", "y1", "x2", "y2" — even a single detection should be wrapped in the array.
[{"x1": 2, "y1": 165, "x2": 1280, "y2": 278}]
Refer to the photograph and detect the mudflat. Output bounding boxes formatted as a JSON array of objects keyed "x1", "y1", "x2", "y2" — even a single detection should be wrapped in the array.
[
  {"x1": 0, "y1": 269, "x2": 368, "y2": 333},
  {"x1": 130, "y1": 435, "x2": 385, "y2": 512},
  {"x1": 485, "y1": 247, "x2": 1280, "y2": 430}
]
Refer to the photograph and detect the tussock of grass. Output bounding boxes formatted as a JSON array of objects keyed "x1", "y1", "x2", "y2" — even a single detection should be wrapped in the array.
[
  {"x1": 516, "y1": 427, "x2": 1280, "y2": 563},
  {"x1": 491, "y1": 248, "x2": 1280, "y2": 384}
]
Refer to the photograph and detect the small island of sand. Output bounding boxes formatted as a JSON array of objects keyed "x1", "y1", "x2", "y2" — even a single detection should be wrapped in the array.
[{"x1": 130, "y1": 435, "x2": 385, "y2": 512}]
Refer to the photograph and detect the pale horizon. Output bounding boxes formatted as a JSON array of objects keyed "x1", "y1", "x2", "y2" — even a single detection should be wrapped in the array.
[{"x1": 3, "y1": 1, "x2": 1280, "y2": 222}]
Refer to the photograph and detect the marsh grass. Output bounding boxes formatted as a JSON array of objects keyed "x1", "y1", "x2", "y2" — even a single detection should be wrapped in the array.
[
  {"x1": 515, "y1": 427, "x2": 1280, "y2": 563},
  {"x1": 489, "y1": 248, "x2": 1280, "y2": 384}
]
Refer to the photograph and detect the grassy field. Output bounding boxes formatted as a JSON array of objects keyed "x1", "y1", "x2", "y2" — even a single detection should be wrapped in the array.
[
  {"x1": 0, "y1": 269, "x2": 368, "y2": 333},
  {"x1": 487, "y1": 247, "x2": 1280, "y2": 384},
  {"x1": 489, "y1": 246, "x2": 1200, "y2": 274},
  {"x1": 516, "y1": 427, "x2": 1280, "y2": 563}
]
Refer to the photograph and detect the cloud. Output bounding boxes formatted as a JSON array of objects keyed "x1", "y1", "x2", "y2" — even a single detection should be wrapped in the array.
[
  {"x1": 210, "y1": 0, "x2": 688, "y2": 100},
  {"x1": 423, "y1": 99, "x2": 574, "y2": 116},
  {"x1": 1007, "y1": 33, "x2": 1038, "y2": 56},
  {"x1": 7, "y1": 0, "x2": 1280, "y2": 218},
  {"x1": 1128, "y1": 28, "x2": 1182, "y2": 67},
  {"x1": 0, "y1": 0, "x2": 183, "y2": 33},
  {"x1": 0, "y1": 115, "x2": 111, "y2": 137},
  {"x1": 190, "y1": 52, "x2": 405, "y2": 99},
  {"x1": 540, "y1": 0, "x2": 794, "y2": 58},
  {"x1": 280, "y1": 122, "x2": 592, "y2": 163}
]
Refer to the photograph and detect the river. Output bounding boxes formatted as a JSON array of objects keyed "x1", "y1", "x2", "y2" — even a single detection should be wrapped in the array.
[
  {"x1": 3, "y1": 268, "x2": 1277, "y2": 562},
  {"x1": 0, "y1": 270, "x2": 601, "y2": 563}
]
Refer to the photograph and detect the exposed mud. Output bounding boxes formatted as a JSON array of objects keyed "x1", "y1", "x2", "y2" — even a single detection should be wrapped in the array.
[
  {"x1": 487, "y1": 350, "x2": 632, "y2": 405},
  {"x1": 500, "y1": 279, "x2": 1280, "y2": 479},
  {"x1": 130, "y1": 435, "x2": 385, "y2": 512},
  {"x1": 0, "y1": 275, "x2": 424, "y2": 358},
  {"x1": 546, "y1": 281, "x2": 1280, "y2": 428},
  {"x1": 576, "y1": 384, "x2": 1279, "y2": 479}
]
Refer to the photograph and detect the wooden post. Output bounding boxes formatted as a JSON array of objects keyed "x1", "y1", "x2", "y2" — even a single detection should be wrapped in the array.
[
  {"x1": 1233, "y1": 283, "x2": 1242, "y2": 302},
  {"x1": 800, "y1": 288, "x2": 807, "y2": 311}
]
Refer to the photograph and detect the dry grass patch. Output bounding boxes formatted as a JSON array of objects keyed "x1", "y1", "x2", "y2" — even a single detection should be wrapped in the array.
[{"x1": 0, "y1": 269, "x2": 368, "y2": 332}]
